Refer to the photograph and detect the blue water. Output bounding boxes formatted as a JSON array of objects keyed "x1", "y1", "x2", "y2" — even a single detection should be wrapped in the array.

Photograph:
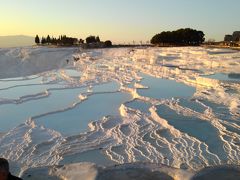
[
  {"x1": 207, "y1": 49, "x2": 237, "y2": 55},
  {"x1": 92, "y1": 81, "x2": 120, "y2": 92},
  {"x1": 60, "y1": 149, "x2": 115, "y2": 166},
  {"x1": 64, "y1": 69, "x2": 81, "y2": 77},
  {"x1": 0, "y1": 83, "x2": 65, "y2": 99},
  {"x1": 0, "y1": 76, "x2": 44, "y2": 90},
  {"x1": 35, "y1": 92, "x2": 132, "y2": 135},
  {"x1": 177, "y1": 99, "x2": 206, "y2": 114},
  {"x1": 202, "y1": 73, "x2": 240, "y2": 82},
  {"x1": 0, "y1": 87, "x2": 87, "y2": 132},
  {"x1": 156, "y1": 105, "x2": 227, "y2": 159},
  {"x1": 199, "y1": 100, "x2": 240, "y2": 125},
  {"x1": 125, "y1": 99, "x2": 151, "y2": 113},
  {"x1": 138, "y1": 73, "x2": 195, "y2": 99},
  {"x1": 0, "y1": 75, "x2": 39, "y2": 81},
  {"x1": 0, "y1": 80, "x2": 122, "y2": 132}
]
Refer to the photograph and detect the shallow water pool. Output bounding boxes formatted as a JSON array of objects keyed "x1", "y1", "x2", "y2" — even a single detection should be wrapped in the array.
[
  {"x1": 0, "y1": 87, "x2": 87, "y2": 132},
  {"x1": 156, "y1": 104, "x2": 227, "y2": 160},
  {"x1": 202, "y1": 73, "x2": 240, "y2": 82},
  {"x1": 35, "y1": 92, "x2": 132, "y2": 135},
  {"x1": 138, "y1": 73, "x2": 195, "y2": 99}
]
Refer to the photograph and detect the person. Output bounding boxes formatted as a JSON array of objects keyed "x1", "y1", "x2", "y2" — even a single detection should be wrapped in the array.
[{"x1": 0, "y1": 158, "x2": 22, "y2": 180}]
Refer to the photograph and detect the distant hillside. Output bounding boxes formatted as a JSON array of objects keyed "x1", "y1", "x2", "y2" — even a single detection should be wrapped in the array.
[{"x1": 0, "y1": 35, "x2": 34, "y2": 48}]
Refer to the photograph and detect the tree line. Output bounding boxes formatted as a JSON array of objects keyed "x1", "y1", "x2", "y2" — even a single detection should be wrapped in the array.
[
  {"x1": 35, "y1": 35, "x2": 112, "y2": 47},
  {"x1": 151, "y1": 28, "x2": 205, "y2": 46}
]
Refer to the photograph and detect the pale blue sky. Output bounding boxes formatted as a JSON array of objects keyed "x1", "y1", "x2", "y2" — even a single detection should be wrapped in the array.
[{"x1": 0, "y1": 0, "x2": 239, "y2": 43}]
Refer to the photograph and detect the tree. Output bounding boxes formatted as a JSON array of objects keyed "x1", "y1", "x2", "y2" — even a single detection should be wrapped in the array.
[
  {"x1": 35, "y1": 35, "x2": 40, "y2": 44},
  {"x1": 96, "y1": 36, "x2": 100, "y2": 42},
  {"x1": 151, "y1": 28, "x2": 205, "y2": 46},
  {"x1": 79, "y1": 39, "x2": 84, "y2": 44},
  {"x1": 46, "y1": 35, "x2": 51, "y2": 44},
  {"x1": 104, "y1": 40, "x2": 112, "y2": 47},
  {"x1": 86, "y1": 36, "x2": 97, "y2": 44},
  {"x1": 41, "y1": 37, "x2": 46, "y2": 44},
  {"x1": 36, "y1": 34, "x2": 111, "y2": 47}
]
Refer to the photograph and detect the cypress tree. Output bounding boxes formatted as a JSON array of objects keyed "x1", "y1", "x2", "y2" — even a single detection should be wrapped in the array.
[
  {"x1": 47, "y1": 35, "x2": 51, "y2": 44},
  {"x1": 96, "y1": 36, "x2": 100, "y2": 42},
  {"x1": 35, "y1": 35, "x2": 40, "y2": 44},
  {"x1": 41, "y1": 37, "x2": 46, "y2": 44}
]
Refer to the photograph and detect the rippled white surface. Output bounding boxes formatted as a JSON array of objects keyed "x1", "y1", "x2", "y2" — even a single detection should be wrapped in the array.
[{"x1": 0, "y1": 46, "x2": 240, "y2": 178}]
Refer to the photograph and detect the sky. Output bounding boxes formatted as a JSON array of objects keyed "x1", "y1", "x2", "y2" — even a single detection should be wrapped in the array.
[{"x1": 0, "y1": 0, "x2": 240, "y2": 44}]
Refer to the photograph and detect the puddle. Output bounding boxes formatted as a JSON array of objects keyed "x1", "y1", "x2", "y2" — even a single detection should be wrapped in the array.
[
  {"x1": 35, "y1": 92, "x2": 132, "y2": 136},
  {"x1": 0, "y1": 75, "x2": 40, "y2": 81},
  {"x1": 125, "y1": 99, "x2": 151, "y2": 113},
  {"x1": 199, "y1": 100, "x2": 240, "y2": 124},
  {"x1": 63, "y1": 69, "x2": 81, "y2": 77},
  {"x1": 0, "y1": 83, "x2": 65, "y2": 99},
  {"x1": 60, "y1": 149, "x2": 115, "y2": 166},
  {"x1": 0, "y1": 87, "x2": 87, "y2": 132},
  {"x1": 156, "y1": 104, "x2": 227, "y2": 159},
  {"x1": 138, "y1": 74, "x2": 195, "y2": 99},
  {"x1": 0, "y1": 81, "x2": 121, "y2": 133},
  {"x1": 0, "y1": 76, "x2": 44, "y2": 90},
  {"x1": 202, "y1": 73, "x2": 240, "y2": 82},
  {"x1": 207, "y1": 49, "x2": 237, "y2": 55},
  {"x1": 177, "y1": 99, "x2": 206, "y2": 113},
  {"x1": 92, "y1": 81, "x2": 120, "y2": 92}
]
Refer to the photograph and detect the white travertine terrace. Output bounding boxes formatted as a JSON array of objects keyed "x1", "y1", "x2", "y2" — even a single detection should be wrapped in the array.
[{"x1": 0, "y1": 46, "x2": 240, "y2": 179}]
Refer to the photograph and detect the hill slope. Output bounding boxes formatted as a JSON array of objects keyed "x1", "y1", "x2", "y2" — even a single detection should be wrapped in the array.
[{"x1": 0, "y1": 35, "x2": 34, "y2": 48}]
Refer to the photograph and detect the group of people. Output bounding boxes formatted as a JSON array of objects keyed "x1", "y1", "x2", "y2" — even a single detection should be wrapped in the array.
[{"x1": 0, "y1": 158, "x2": 22, "y2": 180}]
